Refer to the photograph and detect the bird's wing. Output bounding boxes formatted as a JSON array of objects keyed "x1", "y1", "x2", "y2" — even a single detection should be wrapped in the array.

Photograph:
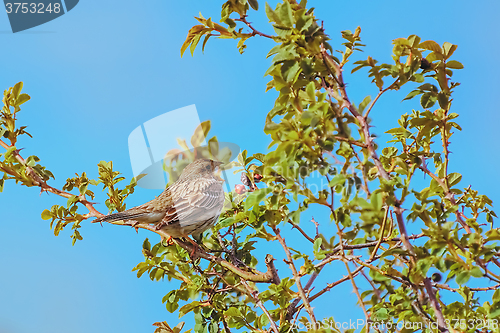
[{"x1": 161, "y1": 178, "x2": 224, "y2": 227}]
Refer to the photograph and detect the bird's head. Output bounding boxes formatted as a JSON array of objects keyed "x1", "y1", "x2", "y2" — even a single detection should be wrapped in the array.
[{"x1": 179, "y1": 158, "x2": 224, "y2": 180}]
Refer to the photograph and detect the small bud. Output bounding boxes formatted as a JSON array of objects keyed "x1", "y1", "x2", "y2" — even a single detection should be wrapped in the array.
[
  {"x1": 367, "y1": 56, "x2": 375, "y2": 67},
  {"x1": 253, "y1": 173, "x2": 263, "y2": 183},
  {"x1": 235, "y1": 184, "x2": 247, "y2": 194}
]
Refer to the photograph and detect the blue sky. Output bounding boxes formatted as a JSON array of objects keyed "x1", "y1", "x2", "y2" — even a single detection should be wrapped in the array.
[{"x1": 0, "y1": 1, "x2": 499, "y2": 332}]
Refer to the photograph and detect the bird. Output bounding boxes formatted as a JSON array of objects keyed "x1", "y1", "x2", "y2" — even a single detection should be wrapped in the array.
[{"x1": 93, "y1": 159, "x2": 225, "y2": 252}]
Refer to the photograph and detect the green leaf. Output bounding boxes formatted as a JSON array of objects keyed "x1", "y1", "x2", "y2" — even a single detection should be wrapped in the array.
[
  {"x1": 265, "y1": 3, "x2": 280, "y2": 24},
  {"x1": 446, "y1": 60, "x2": 464, "y2": 69},
  {"x1": 418, "y1": 83, "x2": 438, "y2": 92},
  {"x1": 358, "y1": 95, "x2": 371, "y2": 113},
  {"x1": 442, "y1": 42, "x2": 457, "y2": 59},
  {"x1": 426, "y1": 51, "x2": 442, "y2": 62},
  {"x1": 419, "y1": 40, "x2": 442, "y2": 54},
  {"x1": 266, "y1": 45, "x2": 280, "y2": 58},
  {"x1": 469, "y1": 267, "x2": 483, "y2": 278},
  {"x1": 244, "y1": 187, "x2": 272, "y2": 211},
  {"x1": 66, "y1": 195, "x2": 79, "y2": 208},
  {"x1": 490, "y1": 302, "x2": 500, "y2": 318},
  {"x1": 447, "y1": 172, "x2": 462, "y2": 187},
  {"x1": 248, "y1": 0, "x2": 258, "y2": 10},
  {"x1": 455, "y1": 271, "x2": 470, "y2": 285},
  {"x1": 41, "y1": 209, "x2": 52, "y2": 220},
  {"x1": 493, "y1": 289, "x2": 500, "y2": 302},
  {"x1": 329, "y1": 174, "x2": 347, "y2": 187},
  {"x1": 380, "y1": 247, "x2": 408, "y2": 258},
  {"x1": 179, "y1": 302, "x2": 200, "y2": 318},
  {"x1": 313, "y1": 238, "x2": 322, "y2": 252},
  {"x1": 371, "y1": 191, "x2": 382, "y2": 210},
  {"x1": 253, "y1": 153, "x2": 265, "y2": 162},
  {"x1": 385, "y1": 127, "x2": 412, "y2": 138},
  {"x1": 402, "y1": 90, "x2": 422, "y2": 101},
  {"x1": 437, "y1": 92, "x2": 449, "y2": 109},
  {"x1": 276, "y1": 2, "x2": 293, "y2": 27},
  {"x1": 16, "y1": 93, "x2": 30, "y2": 106},
  {"x1": 420, "y1": 92, "x2": 437, "y2": 109},
  {"x1": 225, "y1": 307, "x2": 242, "y2": 317},
  {"x1": 306, "y1": 81, "x2": 315, "y2": 100},
  {"x1": 201, "y1": 34, "x2": 211, "y2": 53},
  {"x1": 12, "y1": 82, "x2": 23, "y2": 99},
  {"x1": 143, "y1": 238, "x2": 151, "y2": 251},
  {"x1": 283, "y1": 61, "x2": 301, "y2": 83},
  {"x1": 219, "y1": 217, "x2": 236, "y2": 228},
  {"x1": 296, "y1": 11, "x2": 313, "y2": 32},
  {"x1": 180, "y1": 25, "x2": 205, "y2": 57},
  {"x1": 190, "y1": 33, "x2": 202, "y2": 56},
  {"x1": 373, "y1": 308, "x2": 389, "y2": 321}
]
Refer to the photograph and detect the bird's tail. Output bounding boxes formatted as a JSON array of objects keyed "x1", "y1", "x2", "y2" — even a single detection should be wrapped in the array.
[
  {"x1": 92, "y1": 212, "x2": 135, "y2": 224},
  {"x1": 92, "y1": 211, "x2": 162, "y2": 224}
]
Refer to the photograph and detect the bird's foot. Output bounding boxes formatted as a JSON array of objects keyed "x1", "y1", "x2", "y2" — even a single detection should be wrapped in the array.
[
  {"x1": 161, "y1": 236, "x2": 174, "y2": 247},
  {"x1": 129, "y1": 221, "x2": 141, "y2": 233},
  {"x1": 185, "y1": 237, "x2": 209, "y2": 258},
  {"x1": 155, "y1": 222, "x2": 165, "y2": 231}
]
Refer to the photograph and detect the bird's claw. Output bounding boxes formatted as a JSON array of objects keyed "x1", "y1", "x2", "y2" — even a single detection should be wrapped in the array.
[{"x1": 161, "y1": 236, "x2": 174, "y2": 247}]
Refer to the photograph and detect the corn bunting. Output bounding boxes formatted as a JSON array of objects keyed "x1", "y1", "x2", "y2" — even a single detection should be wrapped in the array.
[{"x1": 93, "y1": 159, "x2": 225, "y2": 248}]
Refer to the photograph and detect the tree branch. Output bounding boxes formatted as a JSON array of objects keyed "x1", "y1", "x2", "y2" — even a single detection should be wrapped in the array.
[
  {"x1": 418, "y1": 157, "x2": 472, "y2": 233},
  {"x1": 319, "y1": 45, "x2": 391, "y2": 181},
  {"x1": 240, "y1": 279, "x2": 279, "y2": 333},
  {"x1": 423, "y1": 278, "x2": 448, "y2": 332},
  {"x1": 272, "y1": 226, "x2": 317, "y2": 329},
  {"x1": 109, "y1": 220, "x2": 280, "y2": 284},
  {"x1": 0, "y1": 138, "x2": 102, "y2": 218}
]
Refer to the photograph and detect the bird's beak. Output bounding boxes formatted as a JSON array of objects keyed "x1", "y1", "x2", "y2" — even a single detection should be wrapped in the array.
[{"x1": 214, "y1": 163, "x2": 225, "y2": 182}]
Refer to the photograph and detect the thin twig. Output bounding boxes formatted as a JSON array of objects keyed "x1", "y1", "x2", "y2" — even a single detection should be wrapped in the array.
[
  {"x1": 363, "y1": 79, "x2": 399, "y2": 119},
  {"x1": 240, "y1": 279, "x2": 279, "y2": 333},
  {"x1": 370, "y1": 206, "x2": 389, "y2": 260},
  {"x1": 334, "y1": 135, "x2": 367, "y2": 148},
  {"x1": 315, "y1": 234, "x2": 425, "y2": 269},
  {"x1": 360, "y1": 269, "x2": 381, "y2": 301},
  {"x1": 343, "y1": 257, "x2": 370, "y2": 323},
  {"x1": 272, "y1": 226, "x2": 317, "y2": 329},
  {"x1": 419, "y1": 157, "x2": 472, "y2": 233},
  {"x1": 288, "y1": 220, "x2": 315, "y2": 244},
  {"x1": 394, "y1": 205, "x2": 416, "y2": 264},
  {"x1": 235, "y1": 15, "x2": 276, "y2": 39},
  {"x1": 308, "y1": 265, "x2": 364, "y2": 303}
]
